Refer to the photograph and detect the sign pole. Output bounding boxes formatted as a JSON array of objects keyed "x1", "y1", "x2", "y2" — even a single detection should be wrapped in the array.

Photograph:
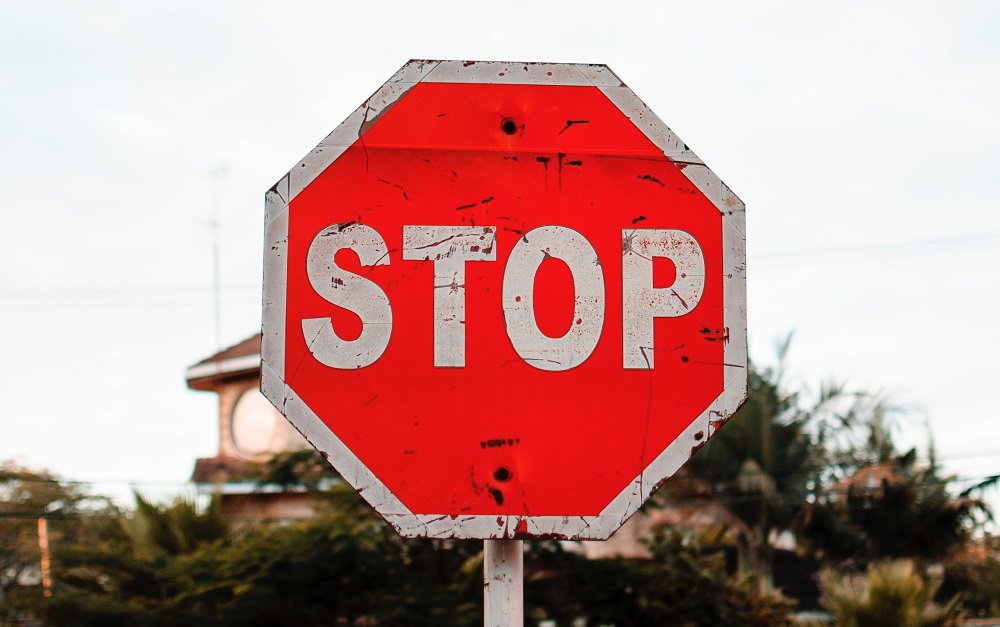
[{"x1": 484, "y1": 539, "x2": 523, "y2": 626}]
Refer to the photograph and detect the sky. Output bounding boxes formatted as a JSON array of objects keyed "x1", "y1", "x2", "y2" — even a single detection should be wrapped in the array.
[{"x1": 1, "y1": 1, "x2": 998, "y2": 506}]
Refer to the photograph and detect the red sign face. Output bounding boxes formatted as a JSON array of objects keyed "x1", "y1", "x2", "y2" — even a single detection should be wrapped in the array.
[{"x1": 262, "y1": 61, "x2": 746, "y2": 540}]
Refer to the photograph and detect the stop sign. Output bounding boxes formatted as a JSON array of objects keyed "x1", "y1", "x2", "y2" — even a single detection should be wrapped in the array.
[{"x1": 262, "y1": 60, "x2": 746, "y2": 540}]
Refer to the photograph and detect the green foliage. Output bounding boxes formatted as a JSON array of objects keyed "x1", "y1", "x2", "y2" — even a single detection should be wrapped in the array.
[
  {"x1": 669, "y1": 342, "x2": 851, "y2": 588},
  {"x1": 526, "y1": 528, "x2": 796, "y2": 626},
  {"x1": 801, "y1": 448, "x2": 995, "y2": 563},
  {"x1": 662, "y1": 337, "x2": 990, "y2": 594},
  {"x1": 7, "y1": 477, "x2": 800, "y2": 626},
  {"x1": 642, "y1": 529, "x2": 797, "y2": 626},
  {"x1": 819, "y1": 560, "x2": 963, "y2": 627},
  {"x1": 684, "y1": 357, "x2": 819, "y2": 532},
  {"x1": 40, "y1": 483, "x2": 484, "y2": 626},
  {"x1": 172, "y1": 498, "x2": 475, "y2": 625},
  {"x1": 255, "y1": 448, "x2": 341, "y2": 490},
  {"x1": 123, "y1": 492, "x2": 228, "y2": 560},
  {"x1": 940, "y1": 536, "x2": 1000, "y2": 618},
  {"x1": 0, "y1": 461, "x2": 105, "y2": 623}
]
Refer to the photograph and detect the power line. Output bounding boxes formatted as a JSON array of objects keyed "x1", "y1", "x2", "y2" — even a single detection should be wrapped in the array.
[
  {"x1": 0, "y1": 285, "x2": 258, "y2": 300},
  {"x1": 0, "y1": 476, "x2": 199, "y2": 488},
  {"x1": 2, "y1": 234, "x2": 996, "y2": 311},
  {"x1": 0, "y1": 511, "x2": 78, "y2": 520},
  {"x1": 0, "y1": 285, "x2": 259, "y2": 312}
]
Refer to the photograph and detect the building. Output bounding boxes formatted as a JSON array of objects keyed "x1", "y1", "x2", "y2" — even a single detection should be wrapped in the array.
[{"x1": 186, "y1": 334, "x2": 316, "y2": 523}]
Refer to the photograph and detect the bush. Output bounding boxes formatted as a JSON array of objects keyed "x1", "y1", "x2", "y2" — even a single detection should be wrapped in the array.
[{"x1": 818, "y1": 560, "x2": 963, "y2": 627}]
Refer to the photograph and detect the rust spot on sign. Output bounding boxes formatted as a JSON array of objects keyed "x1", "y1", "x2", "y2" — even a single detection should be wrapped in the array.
[
  {"x1": 480, "y1": 438, "x2": 521, "y2": 449},
  {"x1": 514, "y1": 528, "x2": 570, "y2": 541},
  {"x1": 698, "y1": 326, "x2": 730, "y2": 342},
  {"x1": 558, "y1": 119, "x2": 589, "y2": 135},
  {"x1": 711, "y1": 410, "x2": 731, "y2": 433},
  {"x1": 377, "y1": 178, "x2": 409, "y2": 200},
  {"x1": 488, "y1": 488, "x2": 504, "y2": 505}
]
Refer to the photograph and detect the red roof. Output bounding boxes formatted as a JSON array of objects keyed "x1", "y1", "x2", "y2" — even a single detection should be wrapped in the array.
[
  {"x1": 186, "y1": 333, "x2": 261, "y2": 390},
  {"x1": 191, "y1": 334, "x2": 261, "y2": 366}
]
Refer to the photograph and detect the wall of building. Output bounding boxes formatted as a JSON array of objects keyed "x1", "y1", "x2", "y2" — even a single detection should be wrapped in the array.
[
  {"x1": 215, "y1": 375, "x2": 310, "y2": 460},
  {"x1": 220, "y1": 492, "x2": 318, "y2": 524}
]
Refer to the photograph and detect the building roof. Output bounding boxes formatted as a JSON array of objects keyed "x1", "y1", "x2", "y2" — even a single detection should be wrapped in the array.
[
  {"x1": 185, "y1": 333, "x2": 261, "y2": 390},
  {"x1": 833, "y1": 462, "x2": 901, "y2": 498}
]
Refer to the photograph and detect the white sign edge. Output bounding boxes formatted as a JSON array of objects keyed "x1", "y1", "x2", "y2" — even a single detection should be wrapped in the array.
[{"x1": 261, "y1": 59, "x2": 748, "y2": 540}]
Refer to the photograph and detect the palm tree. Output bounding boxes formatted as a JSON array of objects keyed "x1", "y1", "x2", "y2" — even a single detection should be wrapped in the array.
[
  {"x1": 122, "y1": 492, "x2": 227, "y2": 560},
  {"x1": 674, "y1": 358, "x2": 817, "y2": 588},
  {"x1": 802, "y1": 444, "x2": 996, "y2": 564},
  {"x1": 662, "y1": 336, "x2": 897, "y2": 590}
]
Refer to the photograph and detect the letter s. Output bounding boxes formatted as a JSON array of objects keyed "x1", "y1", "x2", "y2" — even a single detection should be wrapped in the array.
[{"x1": 302, "y1": 223, "x2": 391, "y2": 369}]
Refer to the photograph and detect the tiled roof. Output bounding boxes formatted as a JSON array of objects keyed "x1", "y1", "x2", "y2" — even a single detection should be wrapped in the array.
[
  {"x1": 186, "y1": 334, "x2": 261, "y2": 390},
  {"x1": 190, "y1": 334, "x2": 261, "y2": 367}
]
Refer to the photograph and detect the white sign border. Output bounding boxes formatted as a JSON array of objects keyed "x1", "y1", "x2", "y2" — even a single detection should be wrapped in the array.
[{"x1": 261, "y1": 60, "x2": 747, "y2": 540}]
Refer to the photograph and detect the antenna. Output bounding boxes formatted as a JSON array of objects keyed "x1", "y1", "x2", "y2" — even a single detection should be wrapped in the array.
[{"x1": 210, "y1": 164, "x2": 228, "y2": 351}]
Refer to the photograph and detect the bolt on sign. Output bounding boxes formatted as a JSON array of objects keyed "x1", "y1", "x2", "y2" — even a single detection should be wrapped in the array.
[{"x1": 262, "y1": 60, "x2": 747, "y2": 540}]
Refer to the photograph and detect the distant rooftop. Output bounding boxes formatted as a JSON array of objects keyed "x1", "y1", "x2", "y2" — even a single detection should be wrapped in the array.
[{"x1": 185, "y1": 333, "x2": 261, "y2": 390}]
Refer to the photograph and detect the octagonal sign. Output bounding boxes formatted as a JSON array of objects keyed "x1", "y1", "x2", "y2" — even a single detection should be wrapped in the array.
[{"x1": 262, "y1": 60, "x2": 746, "y2": 540}]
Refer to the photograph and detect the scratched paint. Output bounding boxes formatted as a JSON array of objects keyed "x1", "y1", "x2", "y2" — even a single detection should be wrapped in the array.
[
  {"x1": 261, "y1": 60, "x2": 747, "y2": 540},
  {"x1": 402, "y1": 225, "x2": 497, "y2": 368}
]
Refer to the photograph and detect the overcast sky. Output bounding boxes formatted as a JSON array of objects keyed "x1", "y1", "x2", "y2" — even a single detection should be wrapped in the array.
[{"x1": 1, "y1": 1, "x2": 997, "y2": 505}]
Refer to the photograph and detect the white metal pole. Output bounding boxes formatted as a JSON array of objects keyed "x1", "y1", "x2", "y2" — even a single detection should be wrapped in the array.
[{"x1": 484, "y1": 539, "x2": 523, "y2": 627}]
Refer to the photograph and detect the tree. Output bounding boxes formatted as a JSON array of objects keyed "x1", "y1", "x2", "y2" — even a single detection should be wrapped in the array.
[
  {"x1": 122, "y1": 491, "x2": 228, "y2": 560},
  {"x1": 0, "y1": 461, "x2": 98, "y2": 619},
  {"x1": 526, "y1": 528, "x2": 796, "y2": 626},
  {"x1": 662, "y1": 350, "x2": 809, "y2": 587},
  {"x1": 199, "y1": 484, "x2": 486, "y2": 625},
  {"x1": 22, "y1": 473, "x2": 800, "y2": 626},
  {"x1": 659, "y1": 336, "x2": 903, "y2": 591},
  {"x1": 801, "y1": 445, "x2": 996, "y2": 564},
  {"x1": 941, "y1": 534, "x2": 1000, "y2": 619},
  {"x1": 42, "y1": 482, "x2": 484, "y2": 627},
  {"x1": 39, "y1": 491, "x2": 230, "y2": 626}
]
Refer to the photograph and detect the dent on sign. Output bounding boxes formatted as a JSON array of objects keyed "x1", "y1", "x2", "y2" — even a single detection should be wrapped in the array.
[
  {"x1": 261, "y1": 60, "x2": 746, "y2": 540},
  {"x1": 304, "y1": 224, "x2": 705, "y2": 371}
]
